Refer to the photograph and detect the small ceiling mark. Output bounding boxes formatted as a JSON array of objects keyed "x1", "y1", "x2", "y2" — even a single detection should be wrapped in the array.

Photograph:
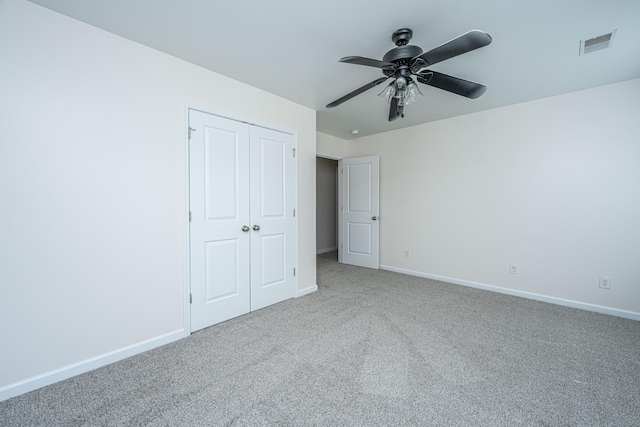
[{"x1": 580, "y1": 30, "x2": 617, "y2": 56}]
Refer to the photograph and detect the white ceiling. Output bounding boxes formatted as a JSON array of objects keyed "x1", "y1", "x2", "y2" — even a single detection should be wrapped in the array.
[{"x1": 29, "y1": 0, "x2": 640, "y2": 139}]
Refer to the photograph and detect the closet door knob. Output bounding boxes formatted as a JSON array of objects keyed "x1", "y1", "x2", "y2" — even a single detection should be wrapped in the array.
[
  {"x1": 253, "y1": 225, "x2": 261, "y2": 231},
  {"x1": 372, "y1": 216, "x2": 377, "y2": 221},
  {"x1": 242, "y1": 226, "x2": 249, "y2": 232}
]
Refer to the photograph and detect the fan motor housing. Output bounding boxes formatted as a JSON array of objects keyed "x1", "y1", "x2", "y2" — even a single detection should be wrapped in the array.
[{"x1": 382, "y1": 45, "x2": 424, "y2": 64}]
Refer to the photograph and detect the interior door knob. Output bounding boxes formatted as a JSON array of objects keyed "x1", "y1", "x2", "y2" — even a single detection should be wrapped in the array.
[
  {"x1": 242, "y1": 226, "x2": 249, "y2": 232},
  {"x1": 372, "y1": 216, "x2": 377, "y2": 220},
  {"x1": 253, "y1": 225, "x2": 260, "y2": 231}
]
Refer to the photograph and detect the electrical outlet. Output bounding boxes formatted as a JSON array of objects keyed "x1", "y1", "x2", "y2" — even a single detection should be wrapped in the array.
[
  {"x1": 599, "y1": 276, "x2": 611, "y2": 289},
  {"x1": 509, "y1": 264, "x2": 518, "y2": 274},
  {"x1": 404, "y1": 249, "x2": 411, "y2": 258}
]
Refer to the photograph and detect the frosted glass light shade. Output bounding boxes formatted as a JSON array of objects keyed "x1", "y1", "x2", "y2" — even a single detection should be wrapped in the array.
[
  {"x1": 402, "y1": 81, "x2": 423, "y2": 106},
  {"x1": 377, "y1": 83, "x2": 396, "y2": 103}
]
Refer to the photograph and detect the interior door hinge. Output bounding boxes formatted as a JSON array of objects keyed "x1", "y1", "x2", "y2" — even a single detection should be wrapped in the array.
[
  {"x1": 188, "y1": 127, "x2": 196, "y2": 139},
  {"x1": 293, "y1": 268, "x2": 296, "y2": 276},
  {"x1": 190, "y1": 293, "x2": 192, "y2": 304},
  {"x1": 189, "y1": 212, "x2": 192, "y2": 222},
  {"x1": 293, "y1": 208, "x2": 296, "y2": 217},
  {"x1": 293, "y1": 148, "x2": 296, "y2": 157}
]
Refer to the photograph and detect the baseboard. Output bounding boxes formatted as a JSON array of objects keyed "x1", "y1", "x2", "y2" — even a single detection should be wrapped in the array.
[
  {"x1": 380, "y1": 265, "x2": 640, "y2": 322},
  {"x1": 316, "y1": 247, "x2": 338, "y2": 255},
  {"x1": 297, "y1": 284, "x2": 318, "y2": 297},
  {"x1": 0, "y1": 329, "x2": 188, "y2": 402}
]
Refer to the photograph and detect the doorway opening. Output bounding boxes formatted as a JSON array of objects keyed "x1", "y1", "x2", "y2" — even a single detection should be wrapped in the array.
[{"x1": 316, "y1": 156, "x2": 339, "y2": 258}]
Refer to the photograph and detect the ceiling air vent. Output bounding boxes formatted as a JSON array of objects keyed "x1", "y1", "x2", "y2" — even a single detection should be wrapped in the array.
[{"x1": 579, "y1": 30, "x2": 616, "y2": 56}]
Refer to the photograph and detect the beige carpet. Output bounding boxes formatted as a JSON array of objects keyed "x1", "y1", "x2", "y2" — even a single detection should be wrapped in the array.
[{"x1": 1, "y1": 252, "x2": 639, "y2": 425}]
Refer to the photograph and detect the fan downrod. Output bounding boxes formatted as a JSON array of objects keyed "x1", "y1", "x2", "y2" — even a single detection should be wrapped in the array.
[{"x1": 391, "y1": 28, "x2": 413, "y2": 46}]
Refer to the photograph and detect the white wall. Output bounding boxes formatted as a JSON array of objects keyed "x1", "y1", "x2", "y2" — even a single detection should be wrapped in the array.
[
  {"x1": 0, "y1": 0, "x2": 316, "y2": 399},
  {"x1": 317, "y1": 132, "x2": 348, "y2": 159},
  {"x1": 348, "y1": 78, "x2": 640, "y2": 317},
  {"x1": 316, "y1": 157, "x2": 338, "y2": 253}
]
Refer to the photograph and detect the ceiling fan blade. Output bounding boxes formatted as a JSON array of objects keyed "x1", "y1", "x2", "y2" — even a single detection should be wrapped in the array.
[
  {"x1": 339, "y1": 56, "x2": 397, "y2": 70},
  {"x1": 412, "y1": 30, "x2": 492, "y2": 68},
  {"x1": 388, "y1": 97, "x2": 404, "y2": 122},
  {"x1": 417, "y1": 71, "x2": 487, "y2": 99},
  {"x1": 326, "y1": 77, "x2": 390, "y2": 108}
]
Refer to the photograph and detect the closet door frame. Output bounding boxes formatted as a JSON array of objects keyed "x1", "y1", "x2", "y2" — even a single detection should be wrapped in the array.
[{"x1": 181, "y1": 102, "x2": 298, "y2": 333}]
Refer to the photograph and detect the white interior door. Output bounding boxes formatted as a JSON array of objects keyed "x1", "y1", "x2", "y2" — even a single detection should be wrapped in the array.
[
  {"x1": 249, "y1": 126, "x2": 295, "y2": 310},
  {"x1": 340, "y1": 155, "x2": 379, "y2": 269},
  {"x1": 189, "y1": 110, "x2": 251, "y2": 332}
]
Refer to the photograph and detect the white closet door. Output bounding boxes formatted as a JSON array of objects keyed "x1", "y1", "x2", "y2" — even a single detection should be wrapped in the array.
[
  {"x1": 249, "y1": 126, "x2": 295, "y2": 310},
  {"x1": 189, "y1": 110, "x2": 251, "y2": 332},
  {"x1": 341, "y1": 155, "x2": 379, "y2": 269}
]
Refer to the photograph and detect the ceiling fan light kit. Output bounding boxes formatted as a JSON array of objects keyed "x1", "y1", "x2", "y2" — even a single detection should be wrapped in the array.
[
  {"x1": 326, "y1": 28, "x2": 492, "y2": 122},
  {"x1": 377, "y1": 77, "x2": 423, "y2": 107}
]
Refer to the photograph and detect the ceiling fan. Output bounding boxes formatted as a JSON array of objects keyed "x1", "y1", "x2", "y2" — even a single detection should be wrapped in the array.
[{"x1": 326, "y1": 28, "x2": 492, "y2": 121}]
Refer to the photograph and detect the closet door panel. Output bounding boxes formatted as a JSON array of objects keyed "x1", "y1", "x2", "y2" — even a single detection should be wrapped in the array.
[
  {"x1": 189, "y1": 110, "x2": 250, "y2": 332},
  {"x1": 250, "y1": 126, "x2": 295, "y2": 310}
]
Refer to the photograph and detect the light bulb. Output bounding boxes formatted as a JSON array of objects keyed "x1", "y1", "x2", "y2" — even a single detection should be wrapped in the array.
[{"x1": 394, "y1": 76, "x2": 407, "y2": 91}]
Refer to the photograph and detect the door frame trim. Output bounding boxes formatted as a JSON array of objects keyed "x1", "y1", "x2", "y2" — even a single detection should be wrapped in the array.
[
  {"x1": 181, "y1": 101, "x2": 299, "y2": 334},
  {"x1": 338, "y1": 159, "x2": 343, "y2": 264}
]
